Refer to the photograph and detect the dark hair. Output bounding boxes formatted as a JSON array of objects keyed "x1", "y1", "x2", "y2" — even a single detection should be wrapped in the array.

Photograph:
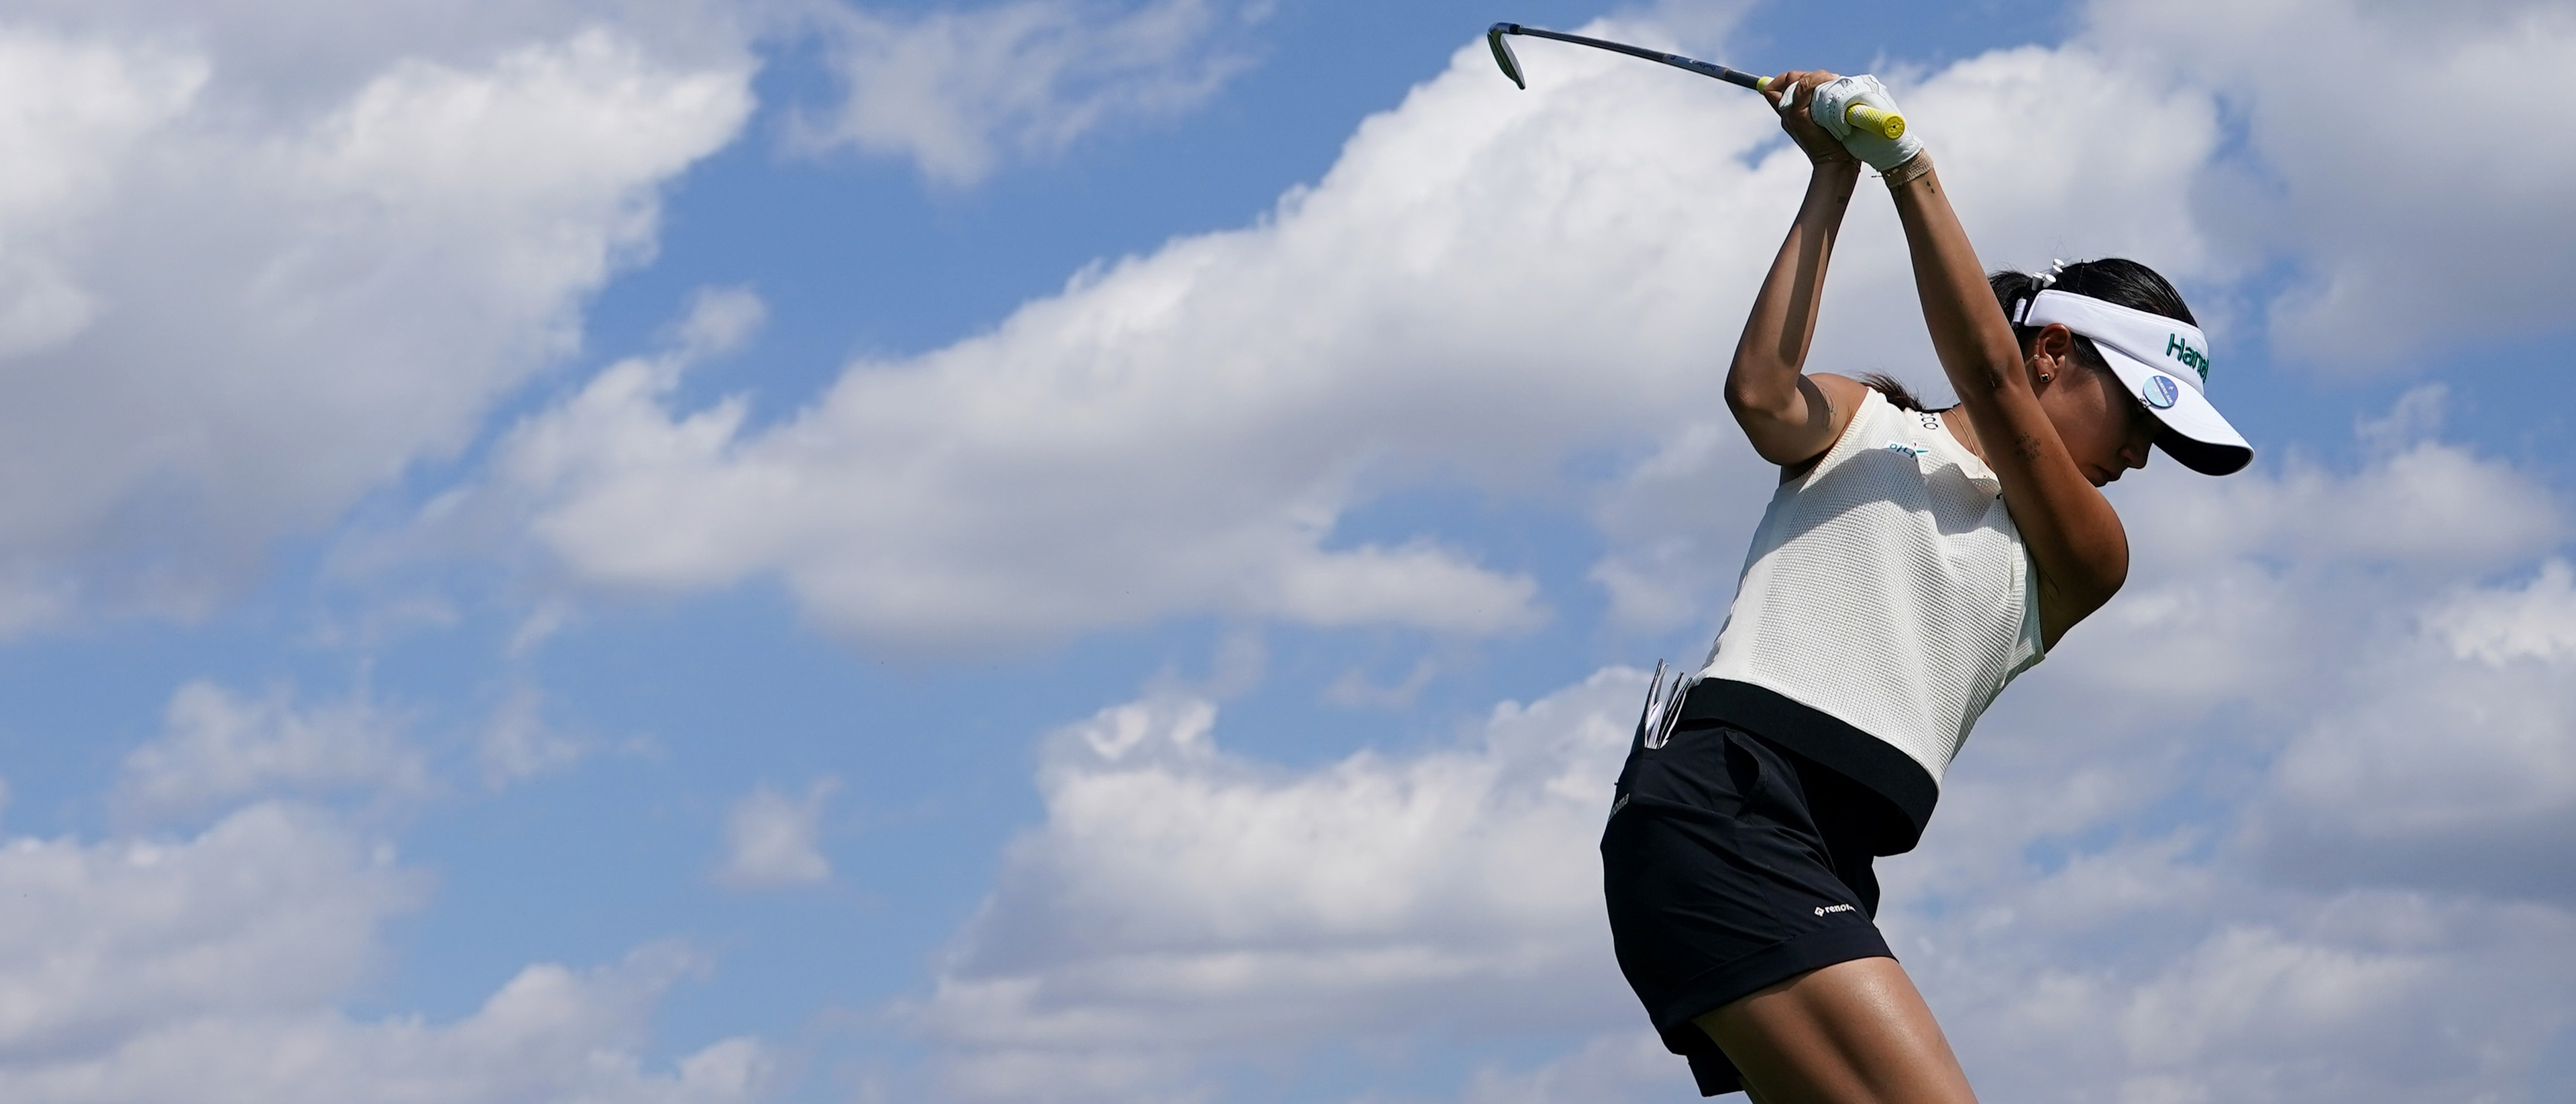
[
  {"x1": 1988, "y1": 258, "x2": 2195, "y2": 370},
  {"x1": 1857, "y1": 372, "x2": 1926, "y2": 411}
]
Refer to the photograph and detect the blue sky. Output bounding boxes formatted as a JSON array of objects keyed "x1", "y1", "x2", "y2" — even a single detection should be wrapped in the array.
[{"x1": 0, "y1": 0, "x2": 2571, "y2": 1101}]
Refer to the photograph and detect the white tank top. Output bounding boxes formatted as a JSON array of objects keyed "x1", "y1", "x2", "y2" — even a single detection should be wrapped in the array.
[{"x1": 1697, "y1": 387, "x2": 2045, "y2": 791}]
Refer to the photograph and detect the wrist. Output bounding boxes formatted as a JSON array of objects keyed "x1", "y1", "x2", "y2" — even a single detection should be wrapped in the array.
[{"x1": 1880, "y1": 148, "x2": 1932, "y2": 187}]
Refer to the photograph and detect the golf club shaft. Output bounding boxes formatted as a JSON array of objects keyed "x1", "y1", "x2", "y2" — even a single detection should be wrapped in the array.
[
  {"x1": 1499, "y1": 23, "x2": 1769, "y2": 90},
  {"x1": 1487, "y1": 23, "x2": 1905, "y2": 140}
]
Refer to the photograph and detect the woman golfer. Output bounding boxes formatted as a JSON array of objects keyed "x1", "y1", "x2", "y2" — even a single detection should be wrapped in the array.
[{"x1": 1601, "y1": 70, "x2": 2252, "y2": 1101}]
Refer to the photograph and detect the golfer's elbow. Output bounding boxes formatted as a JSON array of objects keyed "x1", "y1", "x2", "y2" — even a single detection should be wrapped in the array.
[
  {"x1": 1723, "y1": 361, "x2": 1799, "y2": 423},
  {"x1": 1726, "y1": 370, "x2": 1839, "y2": 467}
]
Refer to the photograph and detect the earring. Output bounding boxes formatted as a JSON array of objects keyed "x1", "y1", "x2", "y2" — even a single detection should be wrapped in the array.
[{"x1": 2038, "y1": 372, "x2": 2052, "y2": 382}]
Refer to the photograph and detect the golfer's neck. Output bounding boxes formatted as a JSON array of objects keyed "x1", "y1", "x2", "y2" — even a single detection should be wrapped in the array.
[{"x1": 1943, "y1": 403, "x2": 1986, "y2": 463}]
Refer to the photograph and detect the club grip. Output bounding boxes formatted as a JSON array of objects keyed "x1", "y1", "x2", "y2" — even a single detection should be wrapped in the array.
[{"x1": 1845, "y1": 103, "x2": 1905, "y2": 140}]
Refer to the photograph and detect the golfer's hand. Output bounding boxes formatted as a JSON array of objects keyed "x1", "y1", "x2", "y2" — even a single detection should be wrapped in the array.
[
  {"x1": 1765, "y1": 70, "x2": 1853, "y2": 166},
  {"x1": 1812, "y1": 74, "x2": 1923, "y2": 171}
]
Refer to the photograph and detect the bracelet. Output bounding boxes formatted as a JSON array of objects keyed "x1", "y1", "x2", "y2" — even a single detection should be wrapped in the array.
[{"x1": 1880, "y1": 150, "x2": 1933, "y2": 188}]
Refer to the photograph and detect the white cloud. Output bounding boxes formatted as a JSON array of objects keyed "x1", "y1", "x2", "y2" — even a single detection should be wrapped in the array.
[
  {"x1": 2426, "y1": 558, "x2": 2576, "y2": 664},
  {"x1": 2086, "y1": 0, "x2": 2576, "y2": 368},
  {"x1": 669, "y1": 283, "x2": 769, "y2": 360},
  {"x1": 1585, "y1": 421, "x2": 1774, "y2": 634},
  {"x1": 714, "y1": 777, "x2": 839, "y2": 889},
  {"x1": 1907, "y1": 881, "x2": 2576, "y2": 1104},
  {"x1": 1457, "y1": 1030, "x2": 1690, "y2": 1104},
  {"x1": 478, "y1": 684, "x2": 592, "y2": 789},
  {"x1": 798, "y1": 0, "x2": 1254, "y2": 185},
  {"x1": 2237, "y1": 563, "x2": 2576, "y2": 902},
  {"x1": 0, "y1": 754, "x2": 765, "y2": 1102},
  {"x1": 908, "y1": 671, "x2": 1642, "y2": 1100},
  {"x1": 0, "y1": 938, "x2": 771, "y2": 1104},
  {"x1": 0, "y1": 17, "x2": 750, "y2": 631},
  {"x1": 2, "y1": 0, "x2": 751, "y2": 113},
  {"x1": 1321, "y1": 654, "x2": 1438, "y2": 709},
  {"x1": 113, "y1": 675, "x2": 598, "y2": 815},
  {"x1": 0, "y1": 802, "x2": 421, "y2": 1054},
  {"x1": 114, "y1": 681, "x2": 431, "y2": 823}
]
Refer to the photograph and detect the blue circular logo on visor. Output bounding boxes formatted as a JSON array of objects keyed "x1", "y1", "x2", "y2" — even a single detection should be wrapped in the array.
[{"x1": 2140, "y1": 374, "x2": 2180, "y2": 409}]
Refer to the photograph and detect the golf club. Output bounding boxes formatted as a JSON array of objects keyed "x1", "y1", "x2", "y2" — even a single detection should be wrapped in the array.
[{"x1": 1486, "y1": 22, "x2": 1904, "y2": 140}]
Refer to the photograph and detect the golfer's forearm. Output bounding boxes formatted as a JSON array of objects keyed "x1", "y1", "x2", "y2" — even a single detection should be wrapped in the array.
[
  {"x1": 1886, "y1": 167, "x2": 2020, "y2": 402},
  {"x1": 1725, "y1": 162, "x2": 1860, "y2": 427},
  {"x1": 1889, "y1": 165, "x2": 2127, "y2": 609}
]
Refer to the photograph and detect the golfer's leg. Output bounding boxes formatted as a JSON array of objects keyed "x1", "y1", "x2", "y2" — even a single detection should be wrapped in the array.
[{"x1": 1692, "y1": 956, "x2": 1977, "y2": 1104}]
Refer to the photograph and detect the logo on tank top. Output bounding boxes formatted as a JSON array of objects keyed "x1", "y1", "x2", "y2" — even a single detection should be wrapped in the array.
[
  {"x1": 1814, "y1": 903, "x2": 1856, "y2": 917},
  {"x1": 2140, "y1": 374, "x2": 2181, "y2": 409},
  {"x1": 1881, "y1": 440, "x2": 1929, "y2": 458}
]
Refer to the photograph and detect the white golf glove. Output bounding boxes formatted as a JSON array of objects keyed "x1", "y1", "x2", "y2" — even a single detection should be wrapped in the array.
[{"x1": 1811, "y1": 74, "x2": 1922, "y2": 172}]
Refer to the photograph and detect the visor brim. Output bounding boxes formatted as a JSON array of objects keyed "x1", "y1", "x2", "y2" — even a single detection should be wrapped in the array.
[{"x1": 2098, "y1": 346, "x2": 2252, "y2": 476}]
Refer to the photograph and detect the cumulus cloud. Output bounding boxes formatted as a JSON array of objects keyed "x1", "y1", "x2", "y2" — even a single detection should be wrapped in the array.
[
  {"x1": 478, "y1": 684, "x2": 593, "y2": 789},
  {"x1": 2427, "y1": 558, "x2": 2576, "y2": 664},
  {"x1": 908, "y1": 671, "x2": 1647, "y2": 1100},
  {"x1": 113, "y1": 674, "x2": 604, "y2": 815},
  {"x1": 5, "y1": 0, "x2": 750, "y2": 105},
  {"x1": 798, "y1": 0, "x2": 1256, "y2": 185},
  {"x1": 2086, "y1": 0, "x2": 2576, "y2": 368},
  {"x1": 0, "y1": 772, "x2": 763, "y2": 1102},
  {"x1": 465, "y1": 22, "x2": 2221, "y2": 652},
  {"x1": 0, "y1": 935, "x2": 768, "y2": 1104},
  {"x1": 114, "y1": 681, "x2": 431, "y2": 823},
  {"x1": 714, "y1": 777, "x2": 839, "y2": 889},
  {"x1": 1458, "y1": 1030, "x2": 1690, "y2": 1104},
  {"x1": 2239, "y1": 560, "x2": 2576, "y2": 903},
  {"x1": 0, "y1": 802, "x2": 421, "y2": 1055},
  {"x1": 0, "y1": 15, "x2": 749, "y2": 631}
]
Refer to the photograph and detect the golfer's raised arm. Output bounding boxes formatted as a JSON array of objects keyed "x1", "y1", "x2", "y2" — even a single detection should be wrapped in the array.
[
  {"x1": 1725, "y1": 72, "x2": 1867, "y2": 468},
  {"x1": 1886, "y1": 162, "x2": 2129, "y2": 634}
]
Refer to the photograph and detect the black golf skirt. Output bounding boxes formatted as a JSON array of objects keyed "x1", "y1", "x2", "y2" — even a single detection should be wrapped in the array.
[{"x1": 1601, "y1": 719, "x2": 1898, "y2": 1097}]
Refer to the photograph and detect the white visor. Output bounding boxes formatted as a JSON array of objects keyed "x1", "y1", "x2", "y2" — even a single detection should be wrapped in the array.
[{"x1": 2019, "y1": 289, "x2": 2252, "y2": 475}]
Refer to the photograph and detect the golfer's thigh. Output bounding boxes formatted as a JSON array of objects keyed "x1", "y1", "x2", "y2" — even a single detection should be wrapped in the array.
[{"x1": 1691, "y1": 956, "x2": 1978, "y2": 1104}]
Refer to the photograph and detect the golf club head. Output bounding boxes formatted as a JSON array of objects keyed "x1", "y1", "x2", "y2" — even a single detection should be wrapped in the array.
[{"x1": 1487, "y1": 23, "x2": 1525, "y2": 89}]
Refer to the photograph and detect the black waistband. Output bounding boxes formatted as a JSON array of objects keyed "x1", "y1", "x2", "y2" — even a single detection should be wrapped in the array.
[{"x1": 1678, "y1": 679, "x2": 1937, "y2": 854}]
